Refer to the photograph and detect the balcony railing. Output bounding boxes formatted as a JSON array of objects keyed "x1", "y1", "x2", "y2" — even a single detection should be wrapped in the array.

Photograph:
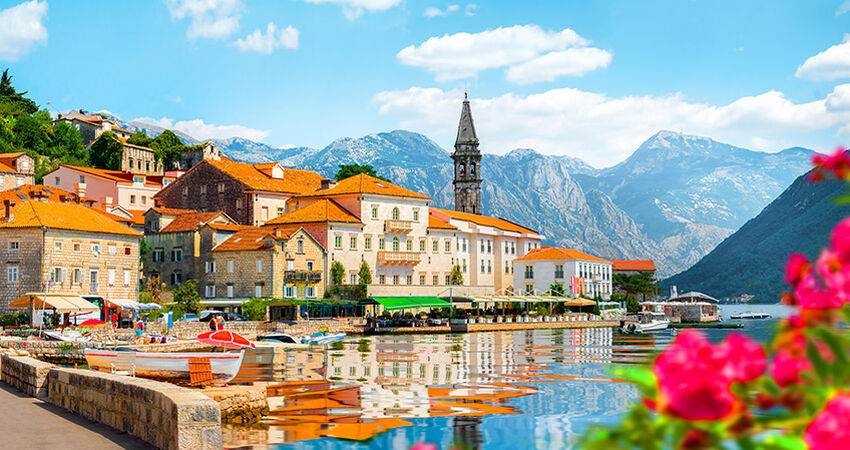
[
  {"x1": 89, "y1": 283, "x2": 98, "y2": 293},
  {"x1": 384, "y1": 219, "x2": 413, "y2": 233},
  {"x1": 283, "y1": 270, "x2": 323, "y2": 284},
  {"x1": 377, "y1": 251, "x2": 421, "y2": 265}
]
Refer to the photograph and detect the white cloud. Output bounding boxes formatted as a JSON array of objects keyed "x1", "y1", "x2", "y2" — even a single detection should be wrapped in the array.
[
  {"x1": 838, "y1": 1, "x2": 850, "y2": 15},
  {"x1": 233, "y1": 23, "x2": 299, "y2": 54},
  {"x1": 465, "y1": 3, "x2": 477, "y2": 16},
  {"x1": 173, "y1": 96, "x2": 182, "y2": 103},
  {"x1": 132, "y1": 116, "x2": 270, "y2": 142},
  {"x1": 303, "y1": 0, "x2": 401, "y2": 20},
  {"x1": 396, "y1": 25, "x2": 609, "y2": 83},
  {"x1": 0, "y1": 0, "x2": 47, "y2": 61},
  {"x1": 164, "y1": 0, "x2": 242, "y2": 40},
  {"x1": 796, "y1": 35, "x2": 850, "y2": 81},
  {"x1": 373, "y1": 85, "x2": 850, "y2": 167},
  {"x1": 424, "y1": 5, "x2": 459, "y2": 18},
  {"x1": 505, "y1": 47, "x2": 612, "y2": 84},
  {"x1": 826, "y1": 83, "x2": 850, "y2": 111}
]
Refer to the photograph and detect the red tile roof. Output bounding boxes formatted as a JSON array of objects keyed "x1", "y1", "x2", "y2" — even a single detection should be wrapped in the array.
[
  {"x1": 213, "y1": 227, "x2": 275, "y2": 252},
  {"x1": 205, "y1": 222, "x2": 252, "y2": 232},
  {"x1": 208, "y1": 159, "x2": 324, "y2": 194},
  {"x1": 56, "y1": 165, "x2": 168, "y2": 188},
  {"x1": 430, "y1": 208, "x2": 538, "y2": 235},
  {"x1": 160, "y1": 211, "x2": 222, "y2": 233},
  {"x1": 515, "y1": 246, "x2": 608, "y2": 262},
  {"x1": 150, "y1": 206, "x2": 197, "y2": 216},
  {"x1": 0, "y1": 200, "x2": 141, "y2": 236},
  {"x1": 265, "y1": 199, "x2": 361, "y2": 226},
  {"x1": 610, "y1": 259, "x2": 656, "y2": 272},
  {"x1": 0, "y1": 184, "x2": 91, "y2": 205},
  {"x1": 428, "y1": 215, "x2": 457, "y2": 230},
  {"x1": 295, "y1": 174, "x2": 430, "y2": 200}
]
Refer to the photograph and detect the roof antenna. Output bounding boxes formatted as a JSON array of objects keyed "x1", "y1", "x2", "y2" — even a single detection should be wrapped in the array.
[{"x1": 464, "y1": 81, "x2": 468, "y2": 100}]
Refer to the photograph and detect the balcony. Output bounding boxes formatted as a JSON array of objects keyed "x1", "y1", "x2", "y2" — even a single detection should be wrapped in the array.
[
  {"x1": 384, "y1": 219, "x2": 413, "y2": 234},
  {"x1": 377, "y1": 251, "x2": 421, "y2": 266},
  {"x1": 89, "y1": 283, "x2": 98, "y2": 293},
  {"x1": 283, "y1": 270, "x2": 323, "y2": 284}
]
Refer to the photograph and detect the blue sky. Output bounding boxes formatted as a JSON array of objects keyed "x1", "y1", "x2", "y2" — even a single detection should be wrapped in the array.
[{"x1": 2, "y1": 0, "x2": 850, "y2": 167}]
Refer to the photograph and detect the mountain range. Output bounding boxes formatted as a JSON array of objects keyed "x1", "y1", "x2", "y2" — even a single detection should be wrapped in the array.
[{"x1": 121, "y1": 116, "x2": 816, "y2": 279}]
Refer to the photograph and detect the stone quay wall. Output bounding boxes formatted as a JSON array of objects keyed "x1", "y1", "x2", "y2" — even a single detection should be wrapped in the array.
[
  {"x1": 48, "y1": 368, "x2": 223, "y2": 450},
  {"x1": 200, "y1": 385, "x2": 268, "y2": 424},
  {"x1": 145, "y1": 319, "x2": 363, "y2": 339},
  {"x1": 1, "y1": 354, "x2": 54, "y2": 398},
  {"x1": 450, "y1": 318, "x2": 619, "y2": 333}
]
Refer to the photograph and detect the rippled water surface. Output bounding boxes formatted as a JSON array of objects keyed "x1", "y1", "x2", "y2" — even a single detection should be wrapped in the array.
[{"x1": 228, "y1": 305, "x2": 793, "y2": 449}]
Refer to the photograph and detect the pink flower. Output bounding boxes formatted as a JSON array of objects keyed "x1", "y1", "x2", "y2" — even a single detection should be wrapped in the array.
[
  {"x1": 409, "y1": 444, "x2": 438, "y2": 450},
  {"x1": 794, "y1": 274, "x2": 843, "y2": 310},
  {"x1": 805, "y1": 394, "x2": 850, "y2": 450},
  {"x1": 716, "y1": 333, "x2": 767, "y2": 382},
  {"x1": 770, "y1": 338, "x2": 812, "y2": 388},
  {"x1": 785, "y1": 253, "x2": 811, "y2": 286},
  {"x1": 664, "y1": 376, "x2": 737, "y2": 421},
  {"x1": 832, "y1": 218, "x2": 850, "y2": 262}
]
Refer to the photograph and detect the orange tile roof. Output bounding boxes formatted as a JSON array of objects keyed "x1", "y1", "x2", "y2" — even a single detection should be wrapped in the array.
[
  {"x1": 205, "y1": 222, "x2": 252, "y2": 232},
  {"x1": 610, "y1": 259, "x2": 656, "y2": 271},
  {"x1": 0, "y1": 184, "x2": 82, "y2": 204},
  {"x1": 0, "y1": 152, "x2": 26, "y2": 158},
  {"x1": 428, "y1": 215, "x2": 457, "y2": 230},
  {"x1": 295, "y1": 174, "x2": 430, "y2": 200},
  {"x1": 160, "y1": 211, "x2": 222, "y2": 233},
  {"x1": 514, "y1": 246, "x2": 608, "y2": 262},
  {"x1": 150, "y1": 206, "x2": 197, "y2": 216},
  {"x1": 213, "y1": 227, "x2": 275, "y2": 252},
  {"x1": 0, "y1": 200, "x2": 141, "y2": 236},
  {"x1": 265, "y1": 199, "x2": 361, "y2": 226},
  {"x1": 93, "y1": 208, "x2": 137, "y2": 226},
  {"x1": 430, "y1": 208, "x2": 538, "y2": 235},
  {"x1": 208, "y1": 159, "x2": 324, "y2": 194},
  {"x1": 56, "y1": 165, "x2": 166, "y2": 187}
]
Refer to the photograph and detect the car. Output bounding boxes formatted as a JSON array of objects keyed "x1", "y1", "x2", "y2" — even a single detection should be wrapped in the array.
[{"x1": 179, "y1": 313, "x2": 199, "y2": 322}]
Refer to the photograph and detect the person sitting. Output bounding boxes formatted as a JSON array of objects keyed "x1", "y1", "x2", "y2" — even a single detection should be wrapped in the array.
[{"x1": 208, "y1": 314, "x2": 217, "y2": 331}]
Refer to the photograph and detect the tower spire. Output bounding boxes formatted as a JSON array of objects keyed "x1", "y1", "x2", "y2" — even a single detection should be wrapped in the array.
[
  {"x1": 451, "y1": 94, "x2": 482, "y2": 215},
  {"x1": 455, "y1": 94, "x2": 478, "y2": 146}
]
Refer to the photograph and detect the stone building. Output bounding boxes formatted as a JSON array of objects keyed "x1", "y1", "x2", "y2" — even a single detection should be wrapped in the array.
[
  {"x1": 117, "y1": 137, "x2": 161, "y2": 176},
  {"x1": 178, "y1": 142, "x2": 222, "y2": 170},
  {"x1": 0, "y1": 200, "x2": 142, "y2": 313},
  {"x1": 452, "y1": 94, "x2": 482, "y2": 215},
  {"x1": 154, "y1": 159, "x2": 325, "y2": 226},
  {"x1": 55, "y1": 111, "x2": 133, "y2": 146},
  {"x1": 512, "y1": 246, "x2": 612, "y2": 299},
  {"x1": 142, "y1": 208, "x2": 242, "y2": 289},
  {"x1": 0, "y1": 152, "x2": 35, "y2": 190},
  {"x1": 205, "y1": 226, "x2": 326, "y2": 301}
]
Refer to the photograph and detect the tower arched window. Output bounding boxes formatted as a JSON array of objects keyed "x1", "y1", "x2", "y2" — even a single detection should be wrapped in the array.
[
  {"x1": 392, "y1": 236, "x2": 400, "y2": 252},
  {"x1": 459, "y1": 163, "x2": 465, "y2": 176},
  {"x1": 392, "y1": 207, "x2": 399, "y2": 220},
  {"x1": 470, "y1": 163, "x2": 476, "y2": 175}
]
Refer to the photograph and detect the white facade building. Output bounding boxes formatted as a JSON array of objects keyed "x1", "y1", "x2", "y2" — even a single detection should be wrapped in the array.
[{"x1": 512, "y1": 246, "x2": 612, "y2": 299}]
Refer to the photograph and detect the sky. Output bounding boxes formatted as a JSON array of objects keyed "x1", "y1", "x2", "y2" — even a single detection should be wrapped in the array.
[{"x1": 2, "y1": 0, "x2": 850, "y2": 167}]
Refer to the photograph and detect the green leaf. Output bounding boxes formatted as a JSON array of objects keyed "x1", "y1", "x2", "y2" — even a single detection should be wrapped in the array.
[
  {"x1": 610, "y1": 366, "x2": 656, "y2": 390},
  {"x1": 761, "y1": 434, "x2": 807, "y2": 450},
  {"x1": 834, "y1": 193, "x2": 850, "y2": 205},
  {"x1": 806, "y1": 339, "x2": 831, "y2": 383}
]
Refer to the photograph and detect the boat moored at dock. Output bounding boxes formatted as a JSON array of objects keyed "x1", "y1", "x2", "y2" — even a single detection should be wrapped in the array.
[{"x1": 84, "y1": 349, "x2": 245, "y2": 383}]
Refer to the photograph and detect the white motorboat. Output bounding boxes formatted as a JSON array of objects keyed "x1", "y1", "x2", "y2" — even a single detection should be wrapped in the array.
[
  {"x1": 301, "y1": 332, "x2": 346, "y2": 345},
  {"x1": 43, "y1": 330, "x2": 92, "y2": 342},
  {"x1": 84, "y1": 349, "x2": 244, "y2": 383},
  {"x1": 730, "y1": 312, "x2": 772, "y2": 320},
  {"x1": 621, "y1": 312, "x2": 670, "y2": 334}
]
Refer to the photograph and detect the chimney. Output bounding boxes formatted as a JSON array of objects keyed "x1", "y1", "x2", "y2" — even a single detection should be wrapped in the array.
[
  {"x1": 3, "y1": 200, "x2": 10, "y2": 221},
  {"x1": 321, "y1": 179, "x2": 337, "y2": 190}
]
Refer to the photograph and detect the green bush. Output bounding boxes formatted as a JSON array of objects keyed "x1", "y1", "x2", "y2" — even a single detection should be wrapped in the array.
[{"x1": 243, "y1": 297, "x2": 272, "y2": 321}]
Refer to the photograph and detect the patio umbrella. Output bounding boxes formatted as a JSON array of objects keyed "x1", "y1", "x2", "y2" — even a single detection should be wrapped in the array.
[
  {"x1": 196, "y1": 330, "x2": 256, "y2": 349},
  {"x1": 79, "y1": 319, "x2": 108, "y2": 327}
]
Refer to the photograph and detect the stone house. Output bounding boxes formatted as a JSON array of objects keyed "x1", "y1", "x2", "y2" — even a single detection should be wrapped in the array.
[
  {"x1": 142, "y1": 208, "x2": 242, "y2": 289},
  {"x1": 0, "y1": 200, "x2": 142, "y2": 313},
  {"x1": 153, "y1": 159, "x2": 325, "y2": 226},
  {"x1": 205, "y1": 226, "x2": 326, "y2": 301},
  {"x1": 55, "y1": 111, "x2": 133, "y2": 146},
  {"x1": 512, "y1": 246, "x2": 612, "y2": 299},
  {"x1": 0, "y1": 153, "x2": 35, "y2": 190},
  {"x1": 46, "y1": 164, "x2": 174, "y2": 212},
  {"x1": 117, "y1": 137, "x2": 161, "y2": 176},
  {"x1": 178, "y1": 142, "x2": 222, "y2": 170}
]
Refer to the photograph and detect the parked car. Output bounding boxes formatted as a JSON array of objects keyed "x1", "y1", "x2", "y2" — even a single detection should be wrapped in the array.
[
  {"x1": 200, "y1": 310, "x2": 244, "y2": 322},
  {"x1": 179, "y1": 313, "x2": 199, "y2": 322}
]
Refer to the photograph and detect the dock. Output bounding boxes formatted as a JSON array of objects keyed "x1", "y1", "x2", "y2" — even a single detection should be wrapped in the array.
[{"x1": 669, "y1": 322, "x2": 743, "y2": 329}]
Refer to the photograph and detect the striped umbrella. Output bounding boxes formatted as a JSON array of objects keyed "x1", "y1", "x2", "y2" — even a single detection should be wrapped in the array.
[{"x1": 196, "y1": 330, "x2": 256, "y2": 349}]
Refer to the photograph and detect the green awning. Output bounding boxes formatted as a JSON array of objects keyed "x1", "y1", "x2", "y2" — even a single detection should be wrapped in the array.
[{"x1": 371, "y1": 296, "x2": 452, "y2": 311}]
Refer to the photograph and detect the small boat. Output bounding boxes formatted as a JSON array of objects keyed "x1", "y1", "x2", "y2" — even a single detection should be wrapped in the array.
[
  {"x1": 256, "y1": 333, "x2": 300, "y2": 344},
  {"x1": 301, "y1": 332, "x2": 346, "y2": 345},
  {"x1": 43, "y1": 330, "x2": 92, "y2": 342},
  {"x1": 621, "y1": 312, "x2": 670, "y2": 334},
  {"x1": 730, "y1": 312, "x2": 772, "y2": 320},
  {"x1": 84, "y1": 349, "x2": 244, "y2": 383}
]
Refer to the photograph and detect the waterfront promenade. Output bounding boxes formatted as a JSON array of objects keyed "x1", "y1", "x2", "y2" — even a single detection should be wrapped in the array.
[{"x1": 0, "y1": 382, "x2": 149, "y2": 449}]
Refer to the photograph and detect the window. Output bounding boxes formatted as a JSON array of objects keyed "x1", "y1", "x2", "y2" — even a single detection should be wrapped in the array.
[
  {"x1": 146, "y1": 162, "x2": 150, "y2": 172},
  {"x1": 413, "y1": 210, "x2": 419, "y2": 221},
  {"x1": 525, "y1": 284, "x2": 534, "y2": 294},
  {"x1": 505, "y1": 261, "x2": 510, "y2": 274},
  {"x1": 141, "y1": 196, "x2": 147, "y2": 205},
  {"x1": 130, "y1": 195, "x2": 136, "y2": 205},
  {"x1": 463, "y1": 239, "x2": 467, "y2": 252},
  {"x1": 350, "y1": 237, "x2": 357, "y2": 249},
  {"x1": 256, "y1": 259, "x2": 263, "y2": 273},
  {"x1": 218, "y1": 183, "x2": 225, "y2": 193},
  {"x1": 284, "y1": 286, "x2": 294, "y2": 297},
  {"x1": 350, "y1": 274, "x2": 356, "y2": 284},
  {"x1": 7, "y1": 266, "x2": 18, "y2": 283},
  {"x1": 261, "y1": 206, "x2": 269, "y2": 221},
  {"x1": 445, "y1": 275, "x2": 451, "y2": 285},
  {"x1": 420, "y1": 275, "x2": 425, "y2": 285},
  {"x1": 505, "y1": 242, "x2": 509, "y2": 253},
  {"x1": 55, "y1": 242, "x2": 62, "y2": 251},
  {"x1": 335, "y1": 235, "x2": 342, "y2": 249},
  {"x1": 108, "y1": 244, "x2": 116, "y2": 255},
  {"x1": 445, "y1": 240, "x2": 451, "y2": 252},
  {"x1": 487, "y1": 241, "x2": 492, "y2": 253},
  {"x1": 307, "y1": 262, "x2": 313, "y2": 270},
  {"x1": 91, "y1": 243, "x2": 102, "y2": 255},
  {"x1": 433, "y1": 240, "x2": 438, "y2": 252},
  {"x1": 205, "y1": 285, "x2": 216, "y2": 297},
  {"x1": 378, "y1": 238, "x2": 385, "y2": 250},
  {"x1": 108, "y1": 268, "x2": 115, "y2": 286},
  {"x1": 172, "y1": 248, "x2": 182, "y2": 261},
  {"x1": 236, "y1": 199, "x2": 243, "y2": 209},
  {"x1": 432, "y1": 275, "x2": 438, "y2": 285},
  {"x1": 393, "y1": 275, "x2": 399, "y2": 285},
  {"x1": 123, "y1": 269, "x2": 130, "y2": 286},
  {"x1": 171, "y1": 271, "x2": 183, "y2": 285},
  {"x1": 182, "y1": 186, "x2": 188, "y2": 196},
  {"x1": 406, "y1": 239, "x2": 413, "y2": 251},
  {"x1": 480, "y1": 240, "x2": 485, "y2": 252},
  {"x1": 525, "y1": 265, "x2": 534, "y2": 279},
  {"x1": 255, "y1": 284, "x2": 262, "y2": 298},
  {"x1": 297, "y1": 239, "x2": 304, "y2": 253},
  {"x1": 392, "y1": 237, "x2": 400, "y2": 252},
  {"x1": 153, "y1": 249, "x2": 164, "y2": 262},
  {"x1": 54, "y1": 176, "x2": 60, "y2": 186},
  {"x1": 419, "y1": 240, "x2": 425, "y2": 252},
  {"x1": 305, "y1": 286, "x2": 315, "y2": 297},
  {"x1": 555, "y1": 264, "x2": 564, "y2": 279},
  {"x1": 481, "y1": 260, "x2": 485, "y2": 273},
  {"x1": 488, "y1": 260, "x2": 492, "y2": 273},
  {"x1": 371, "y1": 206, "x2": 378, "y2": 219},
  {"x1": 463, "y1": 259, "x2": 467, "y2": 273},
  {"x1": 73, "y1": 268, "x2": 81, "y2": 284},
  {"x1": 74, "y1": 243, "x2": 80, "y2": 252},
  {"x1": 8, "y1": 242, "x2": 18, "y2": 251},
  {"x1": 287, "y1": 260, "x2": 294, "y2": 270},
  {"x1": 407, "y1": 275, "x2": 412, "y2": 285},
  {"x1": 206, "y1": 261, "x2": 216, "y2": 273},
  {"x1": 16, "y1": 176, "x2": 23, "y2": 186},
  {"x1": 379, "y1": 274, "x2": 386, "y2": 284},
  {"x1": 364, "y1": 237, "x2": 371, "y2": 250},
  {"x1": 124, "y1": 247, "x2": 131, "y2": 255},
  {"x1": 277, "y1": 207, "x2": 284, "y2": 217},
  {"x1": 200, "y1": 185, "x2": 207, "y2": 194},
  {"x1": 392, "y1": 207, "x2": 399, "y2": 220}
]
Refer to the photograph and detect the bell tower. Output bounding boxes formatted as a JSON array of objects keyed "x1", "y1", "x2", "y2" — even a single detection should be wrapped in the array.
[{"x1": 452, "y1": 93, "x2": 482, "y2": 214}]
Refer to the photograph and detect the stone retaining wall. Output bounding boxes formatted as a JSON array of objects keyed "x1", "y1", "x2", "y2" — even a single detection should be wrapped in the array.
[
  {"x1": 450, "y1": 320, "x2": 619, "y2": 333},
  {"x1": 144, "y1": 319, "x2": 363, "y2": 339},
  {"x1": 48, "y1": 368, "x2": 223, "y2": 450},
  {"x1": 0, "y1": 355, "x2": 54, "y2": 398},
  {"x1": 200, "y1": 385, "x2": 268, "y2": 424}
]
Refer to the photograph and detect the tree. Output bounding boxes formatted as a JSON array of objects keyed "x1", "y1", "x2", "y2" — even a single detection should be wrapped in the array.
[
  {"x1": 0, "y1": 69, "x2": 38, "y2": 115},
  {"x1": 49, "y1": 120, "x2": 86, "y2": 162},
  {"x1": 139, "y1": 238, "x2": 151, "y2": 266},
  {"x1": 89, "y1": 131, "x2": 124, "y2": 170},
  {"x1": 335, "y1": 164, "x2": 389, "y2": 182},
  {"x1": 548, "y1": 282, "x2": 565, "y2": 296},
  {"x1": 172, "y1": 279, "x2": 201, "y2": 316},
  {"x1": 330, "y1": 261, "x2": 345, "y2": 286},
  {"x1": 626, "y1": 294, "x2": 640, "y2": 313},
  {"x1": 126, "y1": 130, "x2": 153, "y2": 147},
  {"x1": 357, "y1": 261, "x2": 372, "y2": 286},
  {"x1": 150, "y1": 130, "x2": 186, "y2": 170},
  {"x1": 450, "y1": 265, "x2": 464, "y2": 285},
  {"x1": 243, "y1": 297, "x2": 271, "y2": 321}
]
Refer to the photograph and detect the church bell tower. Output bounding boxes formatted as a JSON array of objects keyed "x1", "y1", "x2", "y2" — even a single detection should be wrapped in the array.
[{"x1": 452, "y1": 93, "x2": 482, "y2": 214}]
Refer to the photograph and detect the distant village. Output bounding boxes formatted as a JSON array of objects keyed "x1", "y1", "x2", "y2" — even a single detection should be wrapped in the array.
[{"x1": 0, "y1": 96, "x2": 656, "y2": 317}]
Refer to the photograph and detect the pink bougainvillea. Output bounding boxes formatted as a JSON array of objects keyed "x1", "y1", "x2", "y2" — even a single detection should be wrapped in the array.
[{"x1": 805, "y1": 394, "x2": 850, "y2": 450}]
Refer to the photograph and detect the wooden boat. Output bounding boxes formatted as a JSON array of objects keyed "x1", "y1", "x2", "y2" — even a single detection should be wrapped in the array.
[{"x1": 84, "y1": 349, "x2": 244, "y2": 383}]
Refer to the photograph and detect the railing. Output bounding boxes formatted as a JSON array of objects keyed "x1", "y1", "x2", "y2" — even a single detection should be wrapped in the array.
[
  {"x1": 283, "y1": 270, "x2": 322, "y2": 284},
  {"x1": 377, "y1": 251, "x2": 421, "y2": 265},
  {"x1": 89, "y1": 283, "x2": 98, "y2": 293},
  {"x1": 384, "y1": 219, "x2": 413, "y2": 233}
]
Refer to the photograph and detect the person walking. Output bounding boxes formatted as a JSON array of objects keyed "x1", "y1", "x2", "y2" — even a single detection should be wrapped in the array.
[
  {"x1": 133, "y1": 319, "x2": 144, "y2": 344},
  {"x1": 216, "y1": 314, "x2": 226, "y2": 330},
  {"x1": 208, "y1": 314, "x2": 217, "y2": 331}
]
